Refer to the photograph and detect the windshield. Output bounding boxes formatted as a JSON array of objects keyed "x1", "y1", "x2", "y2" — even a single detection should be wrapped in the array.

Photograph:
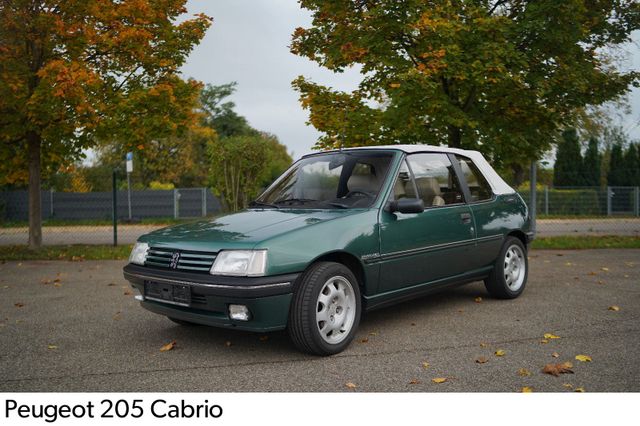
[{"x1": 253, "y1": 151, "x2": 394, "y2": 209}]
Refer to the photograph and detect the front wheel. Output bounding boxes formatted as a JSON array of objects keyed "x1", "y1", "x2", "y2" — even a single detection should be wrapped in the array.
[
  {"x1": 288, "y1": 262, "x2": 361, "y2": 356},
  {"x1": 484, "y1": 236, "x2": 528, "y2": 299}
]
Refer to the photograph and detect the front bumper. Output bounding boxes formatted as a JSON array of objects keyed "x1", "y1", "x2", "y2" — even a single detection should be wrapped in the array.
[{"x1": 123, "y1": 263, "x2": 298, "y2": 332}]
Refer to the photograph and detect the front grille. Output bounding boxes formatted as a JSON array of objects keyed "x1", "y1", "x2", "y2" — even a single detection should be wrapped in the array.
[{"x1": 145, "y1": 247, "x2": 218, "y2": 273}]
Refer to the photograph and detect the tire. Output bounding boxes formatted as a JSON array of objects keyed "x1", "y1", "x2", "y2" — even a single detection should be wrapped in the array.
[
  {"x1": 167, "y1": 317, "x2": 200, "y2": 326},
  {"x1": 288, "y1": 262, "x2": 361, "y2": 356},
  {"x1": 484, "y1": 236, "x2": 528, "y2": 299}
]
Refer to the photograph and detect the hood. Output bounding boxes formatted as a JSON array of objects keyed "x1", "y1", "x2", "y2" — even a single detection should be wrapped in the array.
[{"x1": 138, "y1": 208, "x2": 364, "y2": 251}]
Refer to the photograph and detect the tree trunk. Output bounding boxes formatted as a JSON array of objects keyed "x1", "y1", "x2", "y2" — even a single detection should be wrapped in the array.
[
  {"x1": 447, "y1": 125, "x2": 462, "y2": 148},
  {"x1": 27, "y1": 131, "x2": 42, "y2": 249},
  {"x1": 511, "y1": 163, "x2": 525, "y2": 187}
]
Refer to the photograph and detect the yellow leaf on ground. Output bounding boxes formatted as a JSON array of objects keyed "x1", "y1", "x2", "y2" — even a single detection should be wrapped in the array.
[
  {"x1": 345, "y1": 382, "x2": 357, "y2": 389},
  {"x1": 432, "y1": 378, "x2": 447, "y2": 384},
  {"x1": 540, "y1": 339, "x2": 549, "y2": 344},
  {"x1": 521, "y1": 386, "x2": 533, "y2": 393},
  {"x1": 601, "y1": 267, "x2": 609, "y2": 272},
  {"x1": 475, "y1": 357, "x2": 488, "y2": 364},
  {"x1": 479, "y1": 342, "x2": 488, "y2": 348},
  {"x1": 552, "y1": 352, "x2": 560, "y2": 358},
  {"x1": 518, "y1": 368, "x2": 531, "y2": 377},
  {"x1": 563, "y1": 383, "x2": 574, "y2": 389},
  {"x1": 474, "y1": 297, "x2": 482, "y2": 303},
  {"x1": 159, "y1": 340, "x2": 176, "y2": 352},
  {"x1": 575, "y1": 355, "x2": 592, "y2": 362},
  {"x1": 608, "y1": 306, "x2": 620, "y2": 311},
  {"x1": 422, "y1": 362, "x2": 430, "y2": 369},
  {"x1": 575, "y1": 387, "x2": 585, "y2": 392},
  {"x1": 495, "y1": 349, "x2": 506, "y2": 356},
  {"x1": 47, "y1": 345, "x2": 57, "y2": 350},
  {"x1": 544, "y1": 333, "x2": 560, "y2": 339}
]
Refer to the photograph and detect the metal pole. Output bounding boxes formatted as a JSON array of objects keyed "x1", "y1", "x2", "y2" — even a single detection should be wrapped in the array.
[
  {"x1": 202, "y1": 187, "x2": 207, "y2": 217},
  {"x1": 635, "y1": 187, "x2": 639, "y2": 217},
  {"x1": 607, "y1": 186, "x2": 612, "y2": 216},
  {"x1": 544, "y1": 185, "x2": 549, "y2": 215},
  {"x1": 112, "y1": 171, "x2": 118, "y2": 246},
  {"x1": 127, "y1": 172, "x2": 132, "y2": 220},
  {"x1": 50, "y1": 188, "x2": 54, "y2": 218},
  {"x1": 530, "y1": 162, "x2": 537, "y2": 233},
  {"x1": 173, "y1": 189, "x2": 179, "y2": 219}
]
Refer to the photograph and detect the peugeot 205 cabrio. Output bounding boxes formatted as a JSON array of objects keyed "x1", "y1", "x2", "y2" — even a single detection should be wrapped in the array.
[{"x1": 124, "y1": 145, "x2": 533, "y2": 355}]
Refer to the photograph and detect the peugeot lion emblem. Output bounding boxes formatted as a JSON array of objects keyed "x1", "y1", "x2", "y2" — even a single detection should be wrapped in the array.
[{"x1": 169, "y1": 252, "x2": 180, "y2": 269}]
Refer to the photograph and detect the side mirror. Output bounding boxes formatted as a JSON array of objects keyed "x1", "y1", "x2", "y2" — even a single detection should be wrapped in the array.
[{"x1": 388, "y1": 198, "x2": 424, "y2": 214}]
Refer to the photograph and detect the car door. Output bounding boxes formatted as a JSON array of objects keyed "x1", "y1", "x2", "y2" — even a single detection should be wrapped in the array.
[{"x1": 378, "y1": 153, "x2": 475, "y2": 293}]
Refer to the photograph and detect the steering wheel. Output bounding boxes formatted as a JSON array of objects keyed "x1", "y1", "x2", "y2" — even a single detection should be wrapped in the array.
[{"x1": 343, "y1": 190, "x2": 373, "y2": 198}]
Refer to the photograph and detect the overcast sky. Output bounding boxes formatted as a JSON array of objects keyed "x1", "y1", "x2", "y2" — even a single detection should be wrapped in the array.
[{"x1": 181, "y1": 0, "x2": 640, "y2": 159}]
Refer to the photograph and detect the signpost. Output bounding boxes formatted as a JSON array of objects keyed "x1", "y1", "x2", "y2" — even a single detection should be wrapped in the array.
[{"x1": 126, "y1": 152, "x2": 133, "y2": 221}]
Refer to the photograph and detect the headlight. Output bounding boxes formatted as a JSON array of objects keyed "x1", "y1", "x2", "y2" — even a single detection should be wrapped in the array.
[
  {"x1": 129, "y1": 242, "x2": 149, "y2": 265},
  {"x1": 210, "y1": 250, "x2": 267, "y2": 276}
]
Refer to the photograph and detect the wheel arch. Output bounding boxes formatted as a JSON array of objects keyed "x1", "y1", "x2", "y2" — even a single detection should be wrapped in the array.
[
  {"x1": 307, "y1": 251, "x2": 367, "y2": 292},
  {"x1": 507, "y1": 230, "x2": 527, "y2": 248}
]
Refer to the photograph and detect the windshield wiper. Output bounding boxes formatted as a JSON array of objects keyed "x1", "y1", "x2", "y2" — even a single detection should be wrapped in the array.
[
  {"x1": 323, "y1": 201, "x2": 349, "y2": 209},
  {"x1": 249, "y1": 200, "x2": 279, "y2": 209},
  {"x1": 274, "y1": 198, "x2": 317, "y2": 205}
]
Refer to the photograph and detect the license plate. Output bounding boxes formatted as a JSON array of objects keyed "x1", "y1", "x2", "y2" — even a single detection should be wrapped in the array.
[{"x1": 144, "y1": 281, "x2": 191, "y2": 306}]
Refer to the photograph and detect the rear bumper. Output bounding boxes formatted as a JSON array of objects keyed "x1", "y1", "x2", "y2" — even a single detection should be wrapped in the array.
[{"x1": 123, "y1": 263, "x2": 298, "y2": 331}]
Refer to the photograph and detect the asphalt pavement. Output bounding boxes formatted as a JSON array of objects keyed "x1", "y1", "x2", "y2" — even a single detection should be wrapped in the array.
[{"x1": 0, "y1": 249, "x2": 638, "y2": 392}]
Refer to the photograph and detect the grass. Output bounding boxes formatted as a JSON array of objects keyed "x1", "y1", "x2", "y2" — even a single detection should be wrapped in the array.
[
  {"x1": 0, "y1": 244, "x2": 132, "y2": 261},
  {"x1": 1, "y1": 236, "x2": 638, "y2": 261},
  {"x1": 531, "y1": 235, "x2": 640, "y2": 249}
]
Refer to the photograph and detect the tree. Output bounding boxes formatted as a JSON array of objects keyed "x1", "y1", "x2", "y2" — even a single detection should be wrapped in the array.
[
  {"x1": 0, "y1": 1, "x2": 211, "y2": 247},
  {"x1": 208, "y1": 134, "x2": 274, "y2": 211},
  {"x1": 582, "y1": 137, "x2": 602, "y2": 187},
  {"x1": 200, "y1": 83, "x2": 259, "y2": 138},
  {"x1": 624, "y1": 144, "x2": 640, "y2": 187},
  {"x1": 554, "y1": 129, "x2": 583, "y2": 187},
  {"x1": 291, "y1": 0, "x2": 639, "y2": 179},
  {"x1": 608, "y1": 144, "x2": 625, "y2": 186}
]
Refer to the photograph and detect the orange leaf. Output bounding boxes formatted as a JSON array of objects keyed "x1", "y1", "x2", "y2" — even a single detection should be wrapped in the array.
[
  {"x1": 542, "y1": 362, "x2": 574, "y2": 377},
  {"x1": 345, "y1": 382, "x2": 357, "y2": 389},
  {"x1": 159, "y1": 340, "x2": 176, "y2": 352},
  {"x1": 409, "y1": 378, "x2": 421, "y2": 385},
  {"x1": 475, "y1": 357, "x2": 488, "y2": 364}
]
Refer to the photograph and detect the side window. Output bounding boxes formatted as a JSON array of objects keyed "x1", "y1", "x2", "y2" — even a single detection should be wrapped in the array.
[
  {"x1": 391, "y1": 161, "x2": 417, "y2": 200},
  {"x1": 406, "y1": 153, "x2": 464, "y2": 207},
  {"x1": 456, "y1": 155, "x2": 493, "y2": 202}
]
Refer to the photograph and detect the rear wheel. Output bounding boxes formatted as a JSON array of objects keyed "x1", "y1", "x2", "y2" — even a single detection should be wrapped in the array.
[
  {"x1": 288, "y1": 262, "x2": 361, "y2": 356},
  {"x1": 484, "y1": 236, "x2": 528, "y2": 299}
]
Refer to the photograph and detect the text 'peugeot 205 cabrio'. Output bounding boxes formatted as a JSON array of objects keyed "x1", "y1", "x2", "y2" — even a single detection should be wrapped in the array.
[{"x1": 124, "y1": 145, "x2": 533, "y2": 355}]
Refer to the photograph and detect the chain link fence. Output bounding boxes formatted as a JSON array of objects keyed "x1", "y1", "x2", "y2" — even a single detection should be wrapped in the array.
[{"x1": 0, "y1": 188, "x2": 222, "y2": 246}]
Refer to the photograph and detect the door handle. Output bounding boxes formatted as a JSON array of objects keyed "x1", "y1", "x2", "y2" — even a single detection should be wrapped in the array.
[{"x1": 460, "y1": 212, "x2": 472, "y2": 224}]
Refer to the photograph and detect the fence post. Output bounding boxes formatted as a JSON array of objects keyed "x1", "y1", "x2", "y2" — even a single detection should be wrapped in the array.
[
  {"x1": 529, "y1": 162, "x2": 537, "y2": 233},
  {"x1": 544, "y1": 185, "x2": 549, "y2": 216},
  {"x1": 202, "y1": 187, "x2": 207, "y2": 217},
  {"x1": 635, "y1": 187, "x2": 639, "y2": 217},
  {"x1": 112, "y1": 171, "x2": 118, "y2": 246},
  {"x1": 607, "y1": 186, "x2": 612, "y2": 216},
  {"x1": 50, "y1": 188, "x2": 54, "y2": 218},
  {"x1": 173, "y1": 189, "x2": 179, "y2": 219}
]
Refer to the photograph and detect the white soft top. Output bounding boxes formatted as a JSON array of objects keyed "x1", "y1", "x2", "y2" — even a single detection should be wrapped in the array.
[{"x1": 320, "y1": 144, "x2": 515, "y2": 196}]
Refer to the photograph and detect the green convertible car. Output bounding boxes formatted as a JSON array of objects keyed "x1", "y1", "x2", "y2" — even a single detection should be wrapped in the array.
[{"x1": 124, "y1": 145, "x2": 533, "y2": 355}]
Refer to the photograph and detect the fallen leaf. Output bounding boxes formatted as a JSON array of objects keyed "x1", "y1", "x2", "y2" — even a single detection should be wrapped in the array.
[
  {"x1": 608, "y1": 306, "x2": 620, "y2": 311},
  {"x1": 14, "y1": 303, "x2": 24, "y2": 308},
  {"x1": 479, "y1": 342, "x2": 488, "y2": 348},
  {"x1": 552, "y1": 352, "x2": 560, "y2": 358},
  {"x1": 542, "y1": 362, "x2": 574, "y2": 377},
  {"x1": 540, "y1": 339, "x2": 549, "y2": 344},
  {"x1": 409, "y1": 378, "x2": 421, "y2": 385},
  {"x1": 475, "y1": 357, "x2": 488, "y2": 364},
  {"x1": 422, "y1": 362, "x2": 430, "y2": 369},
  {"x1": 474, "y1": 297, "x2": 482, "y2": 303},
  {"x1": 575, "y1": 355, "x2": 592, "y2": 362},
  {"x1": 587, "y1": 271, "x2": 598, "y2": 276},
  {"x1": 54, "y1": 283, "x2": 62, "y2": 288},
  {"x1": 624, "y1": 274, "x2": 629, "y2": 278},
  {"x1": 159, "y1": 340, "x2": 176, "y2": 352},
  {"x1": 597, "y1": 280, "x2": 605, "y2": 285},
  {"x1": 518, "y1": 368, "x2": 531, "y2": 377},
  {"x1": 224, "y1": 341, "x2": 232, "y2": 347},
  {"x1": 521, "y1": 386, "x2": 533, "y2": 393},
  {"x1": 563, "y1": 383, "x2": 574, "y2": 389},
  {"x1": 123, "y1": 290, "x2": 132, "y2": 296},
  {"x1": 411, "y1": 322, "x2": 416, "y2": 326},
  {"x1": 112, "y1": 312, "x2": 121, "y2": 321},
  {"x1": 345, "y1": 382, "x2": 357, "y2": 389},
  {"x1": 360, "y1": 337, "x2": 369, "y2": 343},
  {"x1": 47, "y1": 345, "x2": 58, "y2": 350},
  {"x1": 495, "y1": 349, "x2": 506, "y2": 356},
  {"x1": 574, "y1": 387, "x2": 585, "y2": 393},
  {"x1": 565, "y1": 262, "x2": 573, "y2": 266},
  {"x1": 54, "y1": 278, "x2": 61, "y2": 283},
  {"x1": 259, "y1": 335, "x2": 269, "y2": 342},
  {"x1": 544, "y1": 333, "x2": 561, "y2": 339},
  {"x1": 432, "y1": 378, "x2": 447, "y2": 384},
  {"x1": 369, "y1": 331, "x2": 378, "y2": 336},
  {"x1": 601, "y1": 267, "x2": 609, "y2": 272},
  {"x1": 107, "y1": 283, "x2": 116, "y2": 287}
]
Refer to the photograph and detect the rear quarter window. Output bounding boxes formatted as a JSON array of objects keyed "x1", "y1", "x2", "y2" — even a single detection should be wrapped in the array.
[{"x1": 456, "y1": 155, "x2": 493, "y2": 202}]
